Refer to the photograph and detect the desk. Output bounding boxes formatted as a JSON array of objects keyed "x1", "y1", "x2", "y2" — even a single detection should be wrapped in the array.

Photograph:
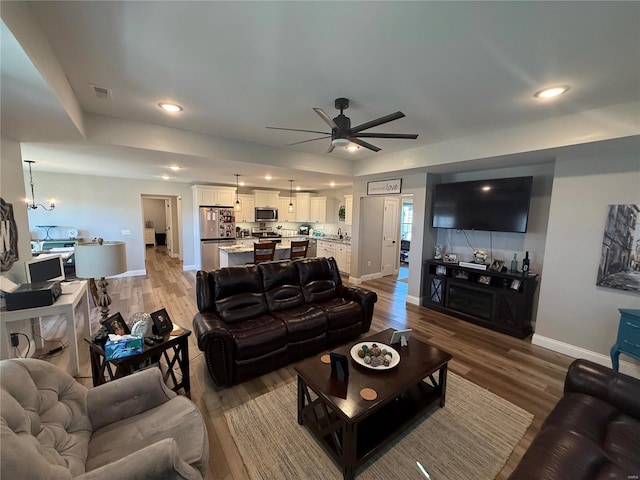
[
  {"x1": 0, "y1": 281, "x2": 90, "y2": 376},
  {"x1": 85, "y1": 329, "x2": 191, "y2": 397}
]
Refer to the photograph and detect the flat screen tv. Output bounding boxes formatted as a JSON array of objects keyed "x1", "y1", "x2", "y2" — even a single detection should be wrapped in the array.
[{"x1": 431, "y1": 176, "x2": 533, "y2": 233}]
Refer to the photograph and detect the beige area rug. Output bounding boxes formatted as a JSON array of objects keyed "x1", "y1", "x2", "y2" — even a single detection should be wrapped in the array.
[{"x1": 225, "y1": 372, "x2": 533, "y2": 480}]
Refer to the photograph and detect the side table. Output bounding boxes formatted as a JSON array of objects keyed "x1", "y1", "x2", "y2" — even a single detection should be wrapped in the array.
[
  {"x1": 85, "y1": 329, "x2": 191, "y2": 396},
  {"x1": 610, "y1": 309, "x2": 640, "y2": 371}
]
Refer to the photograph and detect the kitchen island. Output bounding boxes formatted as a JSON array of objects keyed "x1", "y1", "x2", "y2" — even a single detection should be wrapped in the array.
[{"x1": 218, "y1": 243, "x2": 293, "y2": 267}]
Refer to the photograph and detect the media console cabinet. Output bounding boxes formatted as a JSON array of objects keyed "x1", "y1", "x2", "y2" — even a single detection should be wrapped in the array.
[{"x1": 422, "y1": 260, "x2": 538, "y2": 338}]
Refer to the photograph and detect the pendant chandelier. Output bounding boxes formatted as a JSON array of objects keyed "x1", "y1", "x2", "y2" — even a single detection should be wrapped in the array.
[
  {"x1": 234, "y1": 174, "x2": 241, "y2": 211},
  {"x1": 24, "y1": 160, "x2": 55, "y2": 211},
  {"x1": 288, "y1": 180, "x2": 294, "y2": 213}
]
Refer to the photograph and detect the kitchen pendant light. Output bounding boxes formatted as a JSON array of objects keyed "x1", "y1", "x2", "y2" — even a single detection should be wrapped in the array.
[
  {"x1": 288, "y1": 180, "x2": 294, "y2": 214},
  {"x1": 24, "y1": 160, "x2": 55, "y2": 211},
  {"x1": 234, "y1": 174, "x2": 241, "y2": 211}
]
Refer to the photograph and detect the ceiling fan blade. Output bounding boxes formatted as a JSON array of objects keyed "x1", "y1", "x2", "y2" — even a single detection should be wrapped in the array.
[
  {"x1": 349, "y1": 137, "x2": 381, "y2": 152},
  {"x1": 326, "y1": 144, "x2": 335, "y2": 154},
  {"x1": 353, "y1": 132, "x2": 418, "y2": 139},
  {"x1": 266, "y1": 126, "x2": 329, "y2": 135},
  {"x1": 350, "y1": 111, "x2": 406, "y2": 134},
  {"x1": 287, "y1": 136, "x2": 330, "y2": 146},
  {"x1": 313, "y1": 108, "x2": 338, "y2": 129}
]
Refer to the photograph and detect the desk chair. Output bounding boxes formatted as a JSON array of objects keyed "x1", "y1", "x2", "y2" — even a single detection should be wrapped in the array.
[
  {"x1": 290, "y1": 240, "x2": 309, "y2": 259},
  {"x1": 253, "y1": 241, "x2": 276, "y2": 263}
]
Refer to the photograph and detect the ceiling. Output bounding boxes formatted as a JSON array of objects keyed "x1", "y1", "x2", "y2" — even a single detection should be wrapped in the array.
[{"x1": 1, "y1": 1, "x2": 639, "y2": 191}]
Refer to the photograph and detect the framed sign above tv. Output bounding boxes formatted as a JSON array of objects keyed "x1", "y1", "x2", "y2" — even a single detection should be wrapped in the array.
[{"x1": 367, "y1": 179, "x2": 402, "y2": 195}]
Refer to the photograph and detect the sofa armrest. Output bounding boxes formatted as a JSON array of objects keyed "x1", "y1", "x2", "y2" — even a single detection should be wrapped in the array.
[
  {"x1": 87, "y1": 367, "x2": 176, "y2": 431},
  {"x1": 336, "y1": 284, "x2": 378, "y2": 333},
  {"x1": 76, "y1": 438, "x2": 203, "y2": 480},
  {"x1": 193, "y1": 312, "x2": 236, "y2": 387},
  {"x1": 564, "y1": 358, "x2": 640, "y2": 419}
]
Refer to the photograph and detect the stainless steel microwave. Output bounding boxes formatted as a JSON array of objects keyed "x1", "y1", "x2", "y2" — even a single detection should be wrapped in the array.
[{"x1": 255, "y1": 207, "x2": 278, "y2": 221}]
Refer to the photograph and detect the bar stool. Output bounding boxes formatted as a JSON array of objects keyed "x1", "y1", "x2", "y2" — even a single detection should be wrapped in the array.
[
  {"x1": 253, "y1": 241, "x2": 276, "y2": 263},
  {"x1": 289, "y1": 240, "x2": 309, "y2": 260}
]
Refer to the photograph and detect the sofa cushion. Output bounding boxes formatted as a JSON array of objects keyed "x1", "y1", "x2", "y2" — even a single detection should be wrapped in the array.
[
  {"x1": 272, "y1": 305, "x2": 328, "y2": 342},
  {"x1": 227, "y1": 315, "x2": 288, "y2": 360},
  {"x1": 316, "y1": 297, "x2": 363, "y2": 330},
  {"x1": 258, "y1": 260, "x2": 305, "y2": 312},
  {"x1": 213, "y1": 265, "x2": 268, "y2": 324},
  {"x1": 295, "y1": 258, "x2": 337, "y2": 303},
  {"x1": 0, "y1": 359, "x2": 91, "y2": 478},
  {"x1": 86, "y1": 396, "x2": 208, "y2": 473}
]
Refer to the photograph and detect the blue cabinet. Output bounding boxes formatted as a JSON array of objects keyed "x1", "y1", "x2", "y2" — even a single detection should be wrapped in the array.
[{"x1": 610, "y1": 309, "x2": 640, "y2": 371}]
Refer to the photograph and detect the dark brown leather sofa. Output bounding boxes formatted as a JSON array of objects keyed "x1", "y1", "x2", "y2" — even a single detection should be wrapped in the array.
[
  {"x1": 509, "y1": 358, "x2": 640, "y2": 479},
  {"x1": 193, "y1": 257, "x2": 377, "y2": 387}
]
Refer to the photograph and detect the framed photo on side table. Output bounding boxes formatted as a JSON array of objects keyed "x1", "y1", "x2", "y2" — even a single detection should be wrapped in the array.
[
  {"x1": 150, "y1": 308, "x2": 174, "y2": 335},
  {"x1": 104, "y1": 312, "x2": 131, "y2": 335},
  {"x1": 510, "y1": 279, "x2": 522, "y2": 291}
]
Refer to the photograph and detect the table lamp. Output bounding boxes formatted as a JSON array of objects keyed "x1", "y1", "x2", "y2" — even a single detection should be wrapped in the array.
[{"x1": 74, "y1": 239, "x2": 127, "y2": 323}]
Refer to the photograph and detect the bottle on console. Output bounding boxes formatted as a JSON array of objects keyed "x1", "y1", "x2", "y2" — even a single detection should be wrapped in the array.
[
  {"x1": 521, "y1": 251, "x2": 530, "y2": 276},
  {"x1": 510, "y1": 253, "x2": 518, "y2": 274}
]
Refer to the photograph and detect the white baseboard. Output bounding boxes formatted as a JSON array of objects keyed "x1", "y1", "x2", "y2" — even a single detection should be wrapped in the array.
[
  {"x1": 348, "y1": 275, "x2": 360, "y2": 284},
  {"x1": 183, "y1": 264, "x2": 199, "y2": 271},
  {"x1": 532, "y1": 334, "x2": 640, "y2": 379},
  {"x1": 109, "y1": 269, "x2": 145, "y2": 278},
  {"x1": 406, "y1": 295, "x2": 420, "y2": 305}
]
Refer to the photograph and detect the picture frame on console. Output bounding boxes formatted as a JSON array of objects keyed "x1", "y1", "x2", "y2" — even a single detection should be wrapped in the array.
[
  {"x1": 511, "y1": 279, "x2": 522, "y2": 291},
  {"x1": 478, "y1": 275, "x2": 491, "y2": 285},
  {"x1": 453, "y1": 269, "x2": 469, "y2": 280},
  {"x1": 436, "y1": 265, "x2": 447, "y2": 275},
  {"x1": 443, "y1": 253, "x2": 457, "y2": 263},
  {"x1": 489, "y1": 259, "x2": 505, "y2": 272}
]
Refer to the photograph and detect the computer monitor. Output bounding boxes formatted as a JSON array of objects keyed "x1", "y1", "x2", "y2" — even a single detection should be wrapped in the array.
[{"x1": 25, "y1": 254, "x2": 66, "y2": 283}]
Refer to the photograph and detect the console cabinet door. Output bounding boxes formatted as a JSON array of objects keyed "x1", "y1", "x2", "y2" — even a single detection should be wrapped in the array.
[{"x1": 426, "y1": 274, "x2": 445, "y2": 305}]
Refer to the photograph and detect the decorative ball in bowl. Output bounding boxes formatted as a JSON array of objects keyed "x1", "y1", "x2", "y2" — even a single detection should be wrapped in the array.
[{"x1": 350, "y1": 342, "x2": 400, "y2": 370}]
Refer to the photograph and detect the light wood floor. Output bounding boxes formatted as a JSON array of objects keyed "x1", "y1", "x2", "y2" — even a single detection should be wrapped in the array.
[{"x1": 45, "y1": 247, "x2": 573, "y2": 479}]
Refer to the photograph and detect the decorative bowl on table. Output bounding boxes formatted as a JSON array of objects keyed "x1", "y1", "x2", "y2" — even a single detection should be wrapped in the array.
[{"x1": 350, "y1": 342, "x2": 400, "y2": 370}]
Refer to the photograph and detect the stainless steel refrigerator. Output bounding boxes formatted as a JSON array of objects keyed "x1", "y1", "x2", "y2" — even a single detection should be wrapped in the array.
[{"x1": 199, "y1": 206, "x2": 236, "y2": 271}]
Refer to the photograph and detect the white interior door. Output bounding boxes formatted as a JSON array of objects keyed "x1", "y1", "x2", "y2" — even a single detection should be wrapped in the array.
[
  {"x1": 382, "y1": 197, "x2": 399, "y2": 276},
  {"x1": 165, "y1": 199, "x2": 173, "y2": 257}
]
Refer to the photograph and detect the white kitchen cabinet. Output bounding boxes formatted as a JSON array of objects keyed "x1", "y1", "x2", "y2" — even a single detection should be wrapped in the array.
[
  {"x1": 315, "y1": 240, "x2": 335, "y2": 259},
  {"x1": 309, "y1": 196, "x2": 336, "y2": 223},
  {"x1": 335, "y1": 243, "x2": 348, "y2": 272},
  {"x1": 253, "y1": 190, "x2": 279, "y2": 208},
  {"x1": 277, "y1": 196, "x2": 297, "y2": 223},
  {"x1": 235, "y1": 194, "x2": 255, "y2": 223},
  {"x1": 344, "y1": 194, "x2": 353, "y2": 226},
  {"x1": 346, "y1": 245, "x2": 351, "y2": 273},
  {"x1": 192, "y1": 185, "x2": 237, "y2": 207},
  {"x1": 295, "y1": 193, "x2": 311, "y2": 222},
  {"x1": 144, "y1": 228, "x2": 156, "y2": 246}
]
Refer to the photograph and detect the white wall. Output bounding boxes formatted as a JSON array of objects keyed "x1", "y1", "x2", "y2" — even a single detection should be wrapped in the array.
[
  {"x1": 535, "y1": 136, "x2": 640, "y2": 376},
  {"x1": 1, "y1": 137, "x2": 37, "y2": 357},
  {"x1": 24, "y1": 171, "x2": 196, "y2": 273}
]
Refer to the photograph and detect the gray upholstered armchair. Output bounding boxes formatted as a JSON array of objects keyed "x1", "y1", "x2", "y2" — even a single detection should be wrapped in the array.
[{"x1": 0, "y1": 358, "x2": 208, "y2": 479}]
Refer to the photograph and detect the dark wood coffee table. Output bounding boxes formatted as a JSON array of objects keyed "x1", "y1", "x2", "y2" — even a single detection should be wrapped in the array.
[{"x1": 295, "y1": 328, "x2": 452, "y2": 480}]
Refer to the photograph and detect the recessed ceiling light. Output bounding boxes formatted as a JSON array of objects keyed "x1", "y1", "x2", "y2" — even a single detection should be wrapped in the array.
[
  {"x1": 346, "y1": 145, "x2": 360, "y2": 152},
  {"x1": 169, "y1": 165, "x2": 181, "y2": 171},
  {"x1": 482, "y1": 185, "x2": 491, "y2": 191},
  {"x1": 329, "y1": 182, "x2": 336, "y2": 187},
  {"x1": 296, "y1": 186, "x2": 301, "y2": 191},
  {"x1": 534, "y1": 85, "x2": 569, "y2": 99},
  {"x1": 158, "y1": 102, "x2": 183, "y2": 112},
  {"x1": 239, "y1": 181, "x2": 245, "y2": 186},
  {"x1": 265, "y1": 175, "x2": 272, "y2": 180},
  {"x1": 162, "y1": 175, "x2": 170, "y2": 180}
]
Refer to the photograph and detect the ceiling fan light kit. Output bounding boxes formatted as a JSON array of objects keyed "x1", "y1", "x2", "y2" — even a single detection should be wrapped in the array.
[{"x1": 267, "y1": 97, "x2": 418, "y2": 154}]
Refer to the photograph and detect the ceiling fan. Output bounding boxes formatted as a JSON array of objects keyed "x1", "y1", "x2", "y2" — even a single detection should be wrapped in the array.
[{"x1": 266, "y1": 98, "x2": 418, "y2": 153}]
